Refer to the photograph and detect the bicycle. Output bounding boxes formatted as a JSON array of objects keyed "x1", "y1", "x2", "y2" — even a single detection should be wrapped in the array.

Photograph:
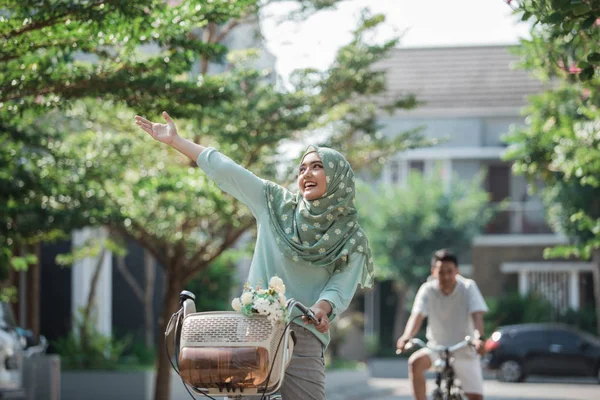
[
  {"x1": 166, "y1": 290, "x2": 319, "y2": 400},
  {"x1": 397, "y1": 337, "x2": 476, "y2": 400}
]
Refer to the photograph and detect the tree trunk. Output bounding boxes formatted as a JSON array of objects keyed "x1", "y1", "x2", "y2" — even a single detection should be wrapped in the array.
[
  {"x1": 25, "y1": 243, "x2": 41, "y2": 337},
  {"x1": 593, "y1": 249, "x2": 600, "y2": 337},
  {"x1": 153, "y1": 270, "x2": 183, "y2": 400},
  {"x1": 144, "y1": 249, "x2": 156, "y2": 348}
]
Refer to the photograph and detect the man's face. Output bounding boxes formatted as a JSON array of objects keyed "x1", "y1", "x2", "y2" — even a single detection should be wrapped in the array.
[
  {"x1": 298, "y1": 151, "x2": 327, "y2": 201},
  {"x1": 432, "y1": 260, "x2": 458, "y2": 292}
]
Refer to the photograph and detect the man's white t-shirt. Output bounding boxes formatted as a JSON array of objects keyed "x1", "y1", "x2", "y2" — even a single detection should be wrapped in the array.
[{"x1": 412, "y1": 275, "x2": 488, "y2": 353}]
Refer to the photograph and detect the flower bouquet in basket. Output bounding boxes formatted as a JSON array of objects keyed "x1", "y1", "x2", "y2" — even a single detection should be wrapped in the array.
[{"x1": 231, "y1": 276, "x2": 288, "y2": 325}]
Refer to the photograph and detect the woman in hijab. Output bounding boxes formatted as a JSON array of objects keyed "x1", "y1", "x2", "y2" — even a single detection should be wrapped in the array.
[{"x1": 135, "y1": 112, "x2": 374, "y2": 400}]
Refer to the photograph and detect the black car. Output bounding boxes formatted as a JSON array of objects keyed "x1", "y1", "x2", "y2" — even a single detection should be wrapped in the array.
[{"x1": 483, "y1": 323, "x2": 600, "y2": 383}]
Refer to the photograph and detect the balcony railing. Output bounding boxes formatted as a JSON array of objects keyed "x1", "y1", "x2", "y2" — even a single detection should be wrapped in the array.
[{"x1": 485, "y1": 201, "x2": 553, "y2": 235}]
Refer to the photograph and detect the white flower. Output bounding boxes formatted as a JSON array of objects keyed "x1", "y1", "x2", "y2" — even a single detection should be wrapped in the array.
[
  {"x1": 338, "y1": 197, "x2": 344, "y2": 202},
  {"x1": 231, "y1": 297, "x2": 242, "y2": 312},
  {"x1": 339, "y1": 160, "x2": 344, "y2": 167},
  {"x1": 347, "y1": 222, "x2": 354, "y2": 227},
  {"x1": 323, "y1": 234, "x2": 330, "y2": 241},
  {"x1": 301, "y1": 224, "x2": 308, "y2": 232},
  {"x1": 316, "y1": 234, "x2": 322, "y2": 240},
  {"x1": 257, "y1": 289, "x2": 267, "y2": 295},
  {"x1": 326, "y1": 214, "x2": 334, "y2": 221},
  {"x1": 350, "y1": 238, "x2": 356, "y2": 244},
  {"x1": 329, "y1": 162, "x2": 334, "y2": 168},
  {"x1": 285, "y1": 227, "x2": 292, "y2": 234},
  {"x1": 254, "y1": 298, "x2": 271, "y2": 315},
  {"x1": 270, "y1": 194, "x2": 274, "y2": 201},
  {"x1": 269, "y1": 276, "x2": 286, "y2": 294},
  {"x1": 326, "y1": 176, "x2": 331, "y2": 183},
  {"x1": 358, "y1": 245, "x2": 364, "y2": 252},
  {"x1": 346, "y1": 187, "x2": 352, "y2": 193},
  {"x1": 241, "y1": 292, "x2": 254, "y2": 305},
  {"x1": 357, "y1": 231, "x2": 363, "y2": 237},
  {"x1": 282, "y1": 214, "x2": 288, "y2": 221},
  {"x1": 340, "y1": 182, "x2": 345, "y2": 189},
  {"x1": 278, "y1": 293, "x2": 287, "y2": 306},
  {"x1": 328, "y1": 205, "x2": 334, "y2": 210},
  {"x1": 342, "y1": 255, "x2": 347, "y2": 261},
  {"x1": 319, "y1": 248, "x2": 326, "y2": 254},
  {"x1": 314, "y1": 200, "x2": 320, "y2": 206},
  {"x1": 338, "y1": 207, "x2": 344, "y2": 212},
  {"x1": 292, "y1": 254, "x2": 299, "y2": 262},
  {"x1": 342, "y1": 249, "x2": 349, "y2": 255},
  {"x1": 314, "y1": 222, "x2": 321, "y2": 228},
  {"x1": 335, "y1": 229, "x2": 342, "y2": 235},
  {"x1": 292, "y1": 236, "x2": 299, "y2": 243},
  {"x1": 302, "y1": 210, "x2": 309, "y2": 218}
]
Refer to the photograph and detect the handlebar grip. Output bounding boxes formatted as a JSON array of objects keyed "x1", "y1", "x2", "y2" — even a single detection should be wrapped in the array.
[{"x1": 293, "y1": 301, "x2": 319, "y2": 324}]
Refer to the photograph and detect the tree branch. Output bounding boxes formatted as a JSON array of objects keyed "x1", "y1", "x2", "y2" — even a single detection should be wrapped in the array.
[{"x1": 115, "y1": 255, "x2": 145, "y2": 303}]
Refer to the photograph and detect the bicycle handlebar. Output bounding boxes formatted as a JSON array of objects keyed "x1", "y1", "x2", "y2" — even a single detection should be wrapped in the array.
[
  {"x1": 396, "y1": 336, "x2": 475, "y2": 355},
  {"x1": 286, "y1": 298, "x2": 319, "y2": 325}
]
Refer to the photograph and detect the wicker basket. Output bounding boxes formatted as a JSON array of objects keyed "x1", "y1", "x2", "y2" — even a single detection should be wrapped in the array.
[{"x1": 178, "y1": 311, "x2": 293, "y2": 397}]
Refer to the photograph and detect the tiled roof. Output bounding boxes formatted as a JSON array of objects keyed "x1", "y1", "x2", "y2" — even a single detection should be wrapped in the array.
[{"x1": 375, "y1": 45, "x2": 547, "y2": 112}]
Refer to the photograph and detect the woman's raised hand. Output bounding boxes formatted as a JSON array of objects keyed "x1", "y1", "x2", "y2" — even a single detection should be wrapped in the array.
[{"x1": 135, "y1": 111, "x2": 178, "y2": 144}]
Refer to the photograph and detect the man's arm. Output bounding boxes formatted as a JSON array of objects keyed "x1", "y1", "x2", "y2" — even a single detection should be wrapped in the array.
[
  {"x1": 472, "y1": 311, "x2": 486, "y2": 355},
  {"x1": 396, "y1": 313, "x2": 425, "y2": 351}
]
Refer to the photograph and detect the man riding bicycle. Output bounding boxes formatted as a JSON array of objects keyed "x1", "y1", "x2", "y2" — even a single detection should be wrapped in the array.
[{"x1": 396, "y1": 249, "x2": 488, "y2": 400}]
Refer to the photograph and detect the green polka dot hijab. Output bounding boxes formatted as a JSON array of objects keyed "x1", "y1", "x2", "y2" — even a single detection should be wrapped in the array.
[{"x1": 264, "y1": 145, "x2": 374, "y2": 288}]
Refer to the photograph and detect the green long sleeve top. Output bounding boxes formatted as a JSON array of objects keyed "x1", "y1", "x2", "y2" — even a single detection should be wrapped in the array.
[{"x1": 197, "y1": 148, "x2": 364, "y2": 348}]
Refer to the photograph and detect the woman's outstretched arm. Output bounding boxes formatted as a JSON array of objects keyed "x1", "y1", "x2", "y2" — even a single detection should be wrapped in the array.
[
  {"x1": 135, "y1": 111, "x2": 206, "y2": 161},
  {"x1": 136, "y1": 111, "x2": 266, "y2": 217}
]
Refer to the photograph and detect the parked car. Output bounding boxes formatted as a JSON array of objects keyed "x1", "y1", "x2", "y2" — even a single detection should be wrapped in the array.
[
  {"x1": 483, "y1": 323, "x2": 600, "y2": 383},
  {"x1": 0, "y1": 302, "x2": 26, "y2": 399}
]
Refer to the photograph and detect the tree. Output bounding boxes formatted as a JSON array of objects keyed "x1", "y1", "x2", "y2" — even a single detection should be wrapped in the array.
[
  {"x1": 2, "y1": 2, "x2": 434, "y2": 399},
  {"x1": 504, "y1": 0, "x2": 600, "y2": 334},
  {"x1": 1, "y1": 0, "x2": 245, "y2": 335},
  {"x1": 356, "y1": 172, "x2": 491, "y2": 346}
]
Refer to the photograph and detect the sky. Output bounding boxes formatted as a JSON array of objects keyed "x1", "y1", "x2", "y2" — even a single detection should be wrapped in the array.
[{"x1": 260, "y1": 0, "x2": 531, "y2": 80}]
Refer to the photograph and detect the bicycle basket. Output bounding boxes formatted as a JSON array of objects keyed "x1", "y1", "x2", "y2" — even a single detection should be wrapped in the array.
[{"x1": 178, "y1": 311, "x2": 293, "y2": 397}]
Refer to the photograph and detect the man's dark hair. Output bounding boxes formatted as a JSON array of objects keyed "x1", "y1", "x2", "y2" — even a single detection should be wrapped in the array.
[{"x1": 431, "y1": 249, "x2": 458, "y2": 268}]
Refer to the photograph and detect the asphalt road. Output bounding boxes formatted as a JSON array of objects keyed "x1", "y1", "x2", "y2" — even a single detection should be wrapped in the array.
[{"x1": 367, "y1": 377, "x2": 600, "y2": 400}]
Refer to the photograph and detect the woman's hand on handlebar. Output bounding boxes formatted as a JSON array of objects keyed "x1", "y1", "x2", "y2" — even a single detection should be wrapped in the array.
[{"x1": 303, "y1": 301, "x2": 331, "y2": 334}]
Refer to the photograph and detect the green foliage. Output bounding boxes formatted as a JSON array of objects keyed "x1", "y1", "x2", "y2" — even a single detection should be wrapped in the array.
[
  {"x1": 185, "y1": 251, "x2": 240, "y2": 312},
  {"x1": 485, "y1": 292, "x2": 598, "y2": 335},
  {"x1": 506, "y1": 1, "x2": 600, "y2": 258},
  {"x1": 54, "y1": 309, "x2": 131, "y2": 371},
  {"x1": 485, "y1": 292, "x2": 554, "y2": 334},
  {"x1": 356, "y1": 172, "x2": 492, "y2": 285},
  {"x1": 511, "y1": 0, "x2": 600, "y2": 83}
]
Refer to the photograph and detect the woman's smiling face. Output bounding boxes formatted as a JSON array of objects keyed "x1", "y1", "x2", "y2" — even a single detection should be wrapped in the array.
[{"x1": 298, "y1": 151, "x2": 327, "y2": 201}]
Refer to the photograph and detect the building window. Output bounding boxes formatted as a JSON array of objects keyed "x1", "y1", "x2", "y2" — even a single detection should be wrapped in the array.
[{"x1": 409, "y1": 160, "x2": 425, "y2": 174}]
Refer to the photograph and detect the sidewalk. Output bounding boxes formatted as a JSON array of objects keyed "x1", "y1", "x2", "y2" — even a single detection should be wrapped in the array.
[{"x1": 325, "y1": 368, "x2": 394, "y2": 400}]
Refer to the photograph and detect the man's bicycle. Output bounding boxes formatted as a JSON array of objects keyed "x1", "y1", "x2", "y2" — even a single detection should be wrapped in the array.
[
  {"x1": 397, "y1": 337, "x2": 476, "y2": 400},
  {"x1": 165, "y1": 290, "x2": 319, "y2": 400}
]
